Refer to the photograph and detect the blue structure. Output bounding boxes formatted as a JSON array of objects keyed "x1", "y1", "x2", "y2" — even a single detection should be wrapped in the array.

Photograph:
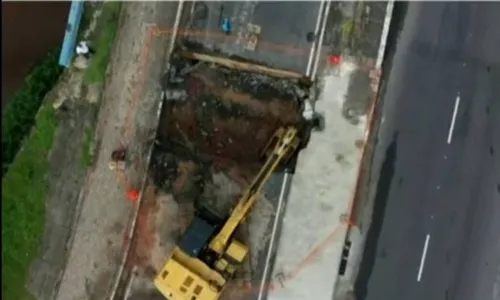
[
  {"x1": 59, "y1": 1, "x2": 85, "y2": 68},
  {"x1": 221, "y1": 18, "x2": 231, "y2": 34}
]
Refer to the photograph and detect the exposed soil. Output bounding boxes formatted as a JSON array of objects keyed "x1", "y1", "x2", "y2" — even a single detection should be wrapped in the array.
[
  {"x1": 144, "y1": 52, "x2": 310, "y2": 297},
  {"x1": 127, "y1": 185, "x2": 159, "y2": 268},
  {"x1": 149, "y1": 146, "x2": 209, "y2": 204},
  {"x1": 120, "y1": 6, "x2": 312, "y2": 298},
  {"x1": 148, "y1": 52, "x2": 309, "y2": 242},
  {"x1": 127, "y1": 167, "x2": 258, "y2": 300},
  {"x1": 134, "y1": 53, "x2": 306, "y2": 293},
  {"x1": 156, "y1": 54, "x2": 306, "y2": 165}
]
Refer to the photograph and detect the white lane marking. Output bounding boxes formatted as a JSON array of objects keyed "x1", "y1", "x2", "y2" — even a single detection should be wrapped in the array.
[
  {"x1": 447, "y1": 94, "x2": 461, "y2": 144},
  {"x1": 417, "y1": 234, "x2": 431, "y2": 282},
  {"x1": 167, "y1": 0, "x2": 184, "y2": 58},
  {"x1": 258, "y1": 172, "x2": 291, "y2": 300},
  {"x1": 305, "y1": 0, "x2": 325, "y2": 76},
  {"x1": 311, "y1": 0, "x2": 331, "y2": 79},
  {"x1": 376, "y1": 0, "x2": 395, "y2": 69},
  {"x1": 190, "y1": 0, "x2": 196, "y2": 16}
]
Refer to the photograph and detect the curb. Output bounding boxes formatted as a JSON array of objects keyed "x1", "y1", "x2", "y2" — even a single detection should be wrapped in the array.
[
  {"x1": 256, "y1": 2, "x2": 396, "y2": 299},
  {"x1": 107, "y1": 2, "x2": 185, "y2": 299},
  {"x1": 349, "y1": 0, "x2": 394, "y2": 224},
  {"x1": 376, "y1": 1, "x2": 394, "y2": 70},
  {"x1": 334, "y1": 0, "x2": 395, "y2": 297}
]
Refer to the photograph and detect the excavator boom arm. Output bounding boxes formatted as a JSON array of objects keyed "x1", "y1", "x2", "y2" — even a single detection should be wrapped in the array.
[{"x1": 208, "y1": 127, "x2": 300, "y2": 253}]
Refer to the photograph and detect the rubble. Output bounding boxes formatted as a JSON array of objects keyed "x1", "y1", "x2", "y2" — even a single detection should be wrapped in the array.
[
  {"x1": 129, "y1": 47, "x2": 312, "y2": 299},
  {"x1": 156, "y1": 52, "x2": 307, "y2": 164}
]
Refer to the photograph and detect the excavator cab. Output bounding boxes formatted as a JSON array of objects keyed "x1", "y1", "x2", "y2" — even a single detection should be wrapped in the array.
[{"x1": 178, "y1": 217, "x2": 217, "y2": 258}]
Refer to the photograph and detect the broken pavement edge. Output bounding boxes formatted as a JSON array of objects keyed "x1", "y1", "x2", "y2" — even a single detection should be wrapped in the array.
[{"x1": 107, "y1": 1, "x2": 395, "y2": 299}]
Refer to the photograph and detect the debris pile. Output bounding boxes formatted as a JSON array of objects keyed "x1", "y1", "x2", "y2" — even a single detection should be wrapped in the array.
[
  {"x1": 142, "y1": 51, "x2": 311, "y2": 298},
  {"x1": 149, "y1": 147, "x2": 208, "y2": 204},
  {"x1": 156, "y1": 53, "x2": 307, "y2": 164}
]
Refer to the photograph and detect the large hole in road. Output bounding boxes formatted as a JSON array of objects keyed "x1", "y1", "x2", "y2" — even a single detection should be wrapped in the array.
[{"x1": 150, "y1": 53, "x2": 310, "y2": 209}]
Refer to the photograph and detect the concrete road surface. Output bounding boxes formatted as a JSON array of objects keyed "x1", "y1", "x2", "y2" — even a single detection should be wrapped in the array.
[
  {"x1": 356, "y1": 2, "x2": 500, "y2": 300},
  {"x1": 186, "y1": 1, "x2": 322, "y2": 73}
]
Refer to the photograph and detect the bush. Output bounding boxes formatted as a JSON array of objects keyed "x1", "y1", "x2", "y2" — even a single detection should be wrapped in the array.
[{"x1": 2, "y1": 50, "x2": 63, "y2": 176}]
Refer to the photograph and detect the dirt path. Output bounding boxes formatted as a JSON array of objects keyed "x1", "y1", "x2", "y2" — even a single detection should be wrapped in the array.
[{"x1": 50, "y1": 3, "x2": 180, "y2": 300}]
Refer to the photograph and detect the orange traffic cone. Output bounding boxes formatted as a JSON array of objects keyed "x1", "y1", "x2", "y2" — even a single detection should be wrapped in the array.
[
  {"x1": 327, "y1": 55, "x2": 341, "y2": 65},
  {"x1": 127, "y1": 189, "x2": 139, "y2": 202}
]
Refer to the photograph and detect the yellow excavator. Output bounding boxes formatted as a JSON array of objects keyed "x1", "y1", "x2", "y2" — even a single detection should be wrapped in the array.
[{"x1": 154, "y1": 126, "x2": 301, "y2": 300}]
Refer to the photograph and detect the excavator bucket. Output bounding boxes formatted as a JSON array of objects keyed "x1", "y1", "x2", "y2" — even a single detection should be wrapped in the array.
[
  {"x1": 261, "y1": 127, "x2": 299, "y2": 164},
  {"x1": 261, "y1": 127, "x2": 286, "y2": 159}
]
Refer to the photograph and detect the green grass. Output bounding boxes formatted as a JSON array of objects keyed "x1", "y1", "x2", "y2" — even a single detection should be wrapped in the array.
[
  {"x1": 78, "y1": 3, "x2": 95, "y2": 41},
  {"x1": 84, "y1": 2, "x2": 122, "y2": 84},
  {"x1": 1, "y1": 3, "x2": 121, "y2": 299},
  {"x1": 2, "y1": 102, "x2": 58, "y2": 300},
  {"x1": 80, "y1": 125, "x2": 94, "y2": 169},
  {"x1": 340, "y1": 19, "x2": 354, "y2": 50}
]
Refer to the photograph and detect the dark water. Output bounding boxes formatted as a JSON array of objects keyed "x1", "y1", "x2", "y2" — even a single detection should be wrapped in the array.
[{"x1": 1, "y1": 2, "x2": 70, "y2": 107}]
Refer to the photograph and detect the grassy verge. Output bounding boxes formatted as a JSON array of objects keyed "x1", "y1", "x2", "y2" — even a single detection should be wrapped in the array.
[
  {"x1": 78, "y1": 3, "x2": 95, "y2": 41},
  {"x1": 340, "y1": 19, "x2": 354, "y2": 50},
  {"x1": 1, "y1": 102, "x2": 58, "y2": 300},
  {"x1": 80, "y1": 125, "x2": 95, "y2": 169},
  {"x1": 2, "y1": 50, "x2": 63, "y2": 176},
  {"x1": 80, "y1": 2, "x2": 122, "y2": 169},
  {"x1": 84, "y1": 2, "x2": 122, "y2": 84},
  {"x1": 2, "y1": 3, "x2": 122, "y2": 299}
]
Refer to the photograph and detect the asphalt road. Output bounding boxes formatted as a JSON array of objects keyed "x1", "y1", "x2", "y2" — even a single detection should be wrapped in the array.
[
  {"x1": 356, "y1": 2, "x2": 500, "y2": 300},
  {"x1": 186, "y1": 1, "x2": 322, "y2": 73}
]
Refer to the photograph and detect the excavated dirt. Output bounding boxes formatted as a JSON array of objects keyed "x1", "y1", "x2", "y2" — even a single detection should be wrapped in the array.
[
  {"x1": 149, "y1": 144, "x2": 258, "y2": 214},
  {"x1": 128, "y1": 163, "x2": 257, "y2": 300},
  {"x1": 156, "y1": 54, "x2": 306, "y2": 165},
  {"x1": 150, "y1": 52, "x2": 309, "y2": 210},
  {"x1": 133, "y1": 53, "x2": 308, "y2": 299},
  {"x1": 126, "y1": 184, "x2": 159, "y2": 269}
]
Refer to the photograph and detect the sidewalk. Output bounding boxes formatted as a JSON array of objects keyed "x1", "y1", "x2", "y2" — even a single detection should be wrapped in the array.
[
  {"x1": 52, "y1": 3, "x2": 181, "y2": 300},
  {"x1": 262, "y1": 1, "x2": 394, "y2": 300},
  {"x1": 266, "y1": 59, "x2": 369, "y2": 300}
]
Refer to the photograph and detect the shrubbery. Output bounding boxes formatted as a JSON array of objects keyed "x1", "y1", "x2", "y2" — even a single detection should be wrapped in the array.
[
  {"x1": 2, "y1": 102, "x2": 58, "y2": 300},
  {"x1": 2, "y1": 50, "x2": 63, "y2": 176}
]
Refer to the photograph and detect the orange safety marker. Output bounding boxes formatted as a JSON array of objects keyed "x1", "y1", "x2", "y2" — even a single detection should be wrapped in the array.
[
  {"x1": 328, "y1": 55, "x2": 341, "y2": 65},
  {"x1": 127, "y1": 189, "x2": 140, "y2": 202}
]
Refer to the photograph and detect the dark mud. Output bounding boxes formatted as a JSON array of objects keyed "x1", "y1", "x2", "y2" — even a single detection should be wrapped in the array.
[
  {"x1": 157, "y1": 54, "x2": 305, "y2": 164},
  {"x1": 151, "y1": 53, "x2": 309, "y2": 211},
  {"x1": 144, "y1": 53, "x2": 307, "y2": 299},
  {"x1": 149, "y1": 141, "x2": 261, "y2": 208},
  {"x1": 149, "y1": 145, "x2": 209, "y2": 204}
]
